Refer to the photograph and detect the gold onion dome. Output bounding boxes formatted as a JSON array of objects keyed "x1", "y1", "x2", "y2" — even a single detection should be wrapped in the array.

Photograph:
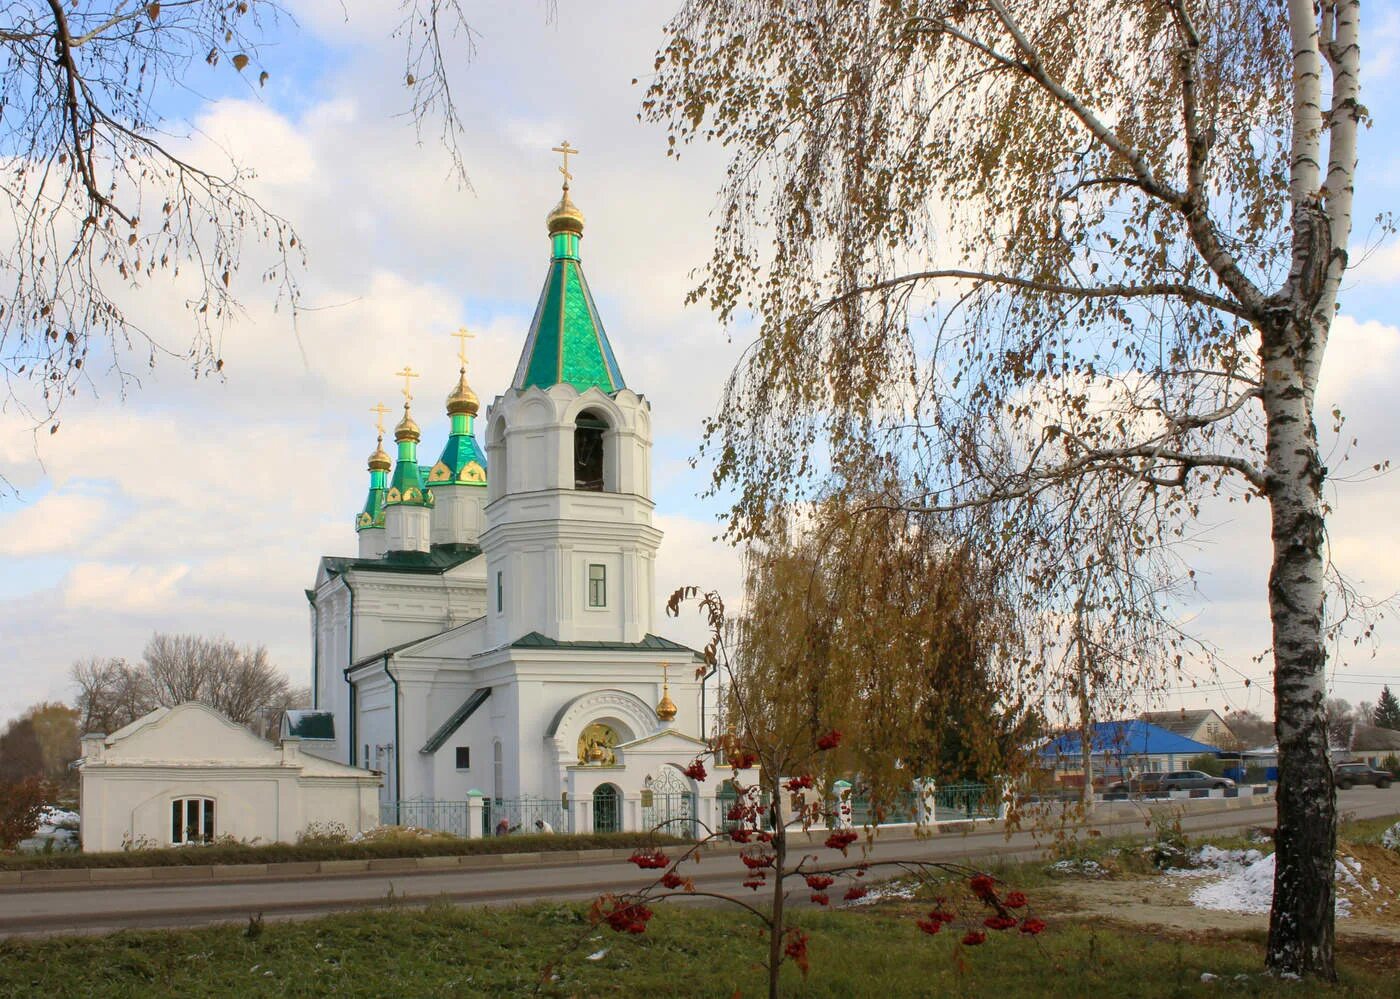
[
  {"x1": 367, "y1": 437, "x2": 392, "y2": 472},
  {"x1": 446, "y1": 368, "x2": 480, "y2": 416},
  {"x1": 394, "y1": 405, "x2": 420, "y2": 443},
  {"x1": 656, "y1": 682, "x2": 678, "y2": 723},
  {"x1": 546, "y1": 188, "x2": 585, "y2": 237}
]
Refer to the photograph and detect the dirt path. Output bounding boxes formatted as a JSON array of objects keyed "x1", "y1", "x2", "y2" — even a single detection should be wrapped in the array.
[{"x1": 1044, "y1": 843, "x2": 1400, "y2": 943}]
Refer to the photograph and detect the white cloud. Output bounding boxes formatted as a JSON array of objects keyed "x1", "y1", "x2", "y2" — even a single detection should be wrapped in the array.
[
  {"x1": 0, "y1": 493, "x2": 108, "y2": 556},
  {"x1": 64, "y1": 563, "x2": 191, "y2": 613}
]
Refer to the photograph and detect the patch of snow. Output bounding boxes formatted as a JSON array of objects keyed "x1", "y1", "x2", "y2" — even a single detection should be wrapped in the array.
[
  {"x1": 1188, "y1": 852, "x2": 1359, "y2": 918},
  {"x1": 586, "y1": 949, "x2": 609, "y2": 961},
  {"x1": 1200, "y1": 972, "x2": 1217, "y2": 983},
  {"x1": 1047, "y1": 859, "x2": 1109, "y2": 878},
  {"x1": 1164, "y1": 845, "x2": 1264, "y2": 878},
  {"x1": 1380, "y1": 821, "x2": 1400, "y2": 852},
  {"x1": 842, "y1": 878, "x2": 919, "y2": 906}
]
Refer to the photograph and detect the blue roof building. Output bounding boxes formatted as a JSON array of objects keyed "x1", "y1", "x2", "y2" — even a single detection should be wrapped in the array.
[{"x1": 1038, "y1": 719, "x2": 1222, "y2": 776}]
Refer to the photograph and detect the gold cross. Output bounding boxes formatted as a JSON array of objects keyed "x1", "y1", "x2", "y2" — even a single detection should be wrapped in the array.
[
  {"x1": 395, "y1": 366, "x2": 420, "y2": 403},
  {"x1": 452, "y1": 326, "x2": 475, "y2": 369},
  {"x1": 369, "y1": 403, "x2": 390, "y2": 436},
  {"x1": 551, "y1": 140, "x2": 579, "y2": 188}
]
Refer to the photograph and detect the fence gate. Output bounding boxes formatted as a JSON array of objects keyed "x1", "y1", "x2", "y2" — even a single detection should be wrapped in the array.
[
  {"x1": 592, "y1": 783, "x2": 621, "y2": 833},
  {"x1": 642, "y1": 767, "x2": 696, "y2": 838}
]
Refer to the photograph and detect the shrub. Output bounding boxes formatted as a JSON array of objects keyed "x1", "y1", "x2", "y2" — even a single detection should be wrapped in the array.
[
  {"x1": 1380, "y1": 754, "x2": 1399, "y2": 776},
  {"x1": 0, "y1": 778, "x2": 48, "y2": 850},
  {"x1": 297, "y1": 821, "x2": 350, "y2": 846},
  {"x1": 1185, "y1": 754, "x2": 1224, "y2": 777}
]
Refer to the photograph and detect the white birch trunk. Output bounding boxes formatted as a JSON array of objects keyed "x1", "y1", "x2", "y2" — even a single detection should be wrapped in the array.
[{"x1": 1264, "y1": 0, "x2": 1361, "y2": 980}]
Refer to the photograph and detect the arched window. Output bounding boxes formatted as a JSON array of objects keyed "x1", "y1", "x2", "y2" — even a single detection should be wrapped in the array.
[
  {"x1": 574, "y1": 410, "x2": 608, "y2": 491},
  {"x1": 492, "y1": 740, "x2": 504, "y2": 803},
  {"x1": 171, "y1": 797, "x2": 214, "y2": 844}
]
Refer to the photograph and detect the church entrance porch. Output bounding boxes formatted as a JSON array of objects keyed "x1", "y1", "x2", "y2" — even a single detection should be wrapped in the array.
[{"x1": 592, "y1": 783, "x2": 621, "y2": 833}]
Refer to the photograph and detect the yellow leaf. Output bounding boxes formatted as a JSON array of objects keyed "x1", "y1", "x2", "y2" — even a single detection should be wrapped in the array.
[
  {"x1": 232, "y1": 54, "x2": 250, "y2": 72},
  {"x1": 146, "y1": 3, "x2": 160, "y2": 21}
]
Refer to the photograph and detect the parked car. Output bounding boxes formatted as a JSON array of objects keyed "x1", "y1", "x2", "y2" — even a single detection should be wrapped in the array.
[
  {"x1": 1160, "y1": 770, "x2": 1235, "y2": 792},
  {"x1": 1334, "y1": 763, "x2": 1393, "y2": 789},
  {"x1": 1107, "y1": 772, "x2": 1165, "y2": 793}
]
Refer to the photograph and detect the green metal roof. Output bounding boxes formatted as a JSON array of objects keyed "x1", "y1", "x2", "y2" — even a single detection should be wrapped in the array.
[
  {"x1": 419, "y1": 688, "x2": 492, "y2": 754},
  {"x1": 357, "y1": 469, "x2": 388, "y2": 531},
  {"x1": 426, "y1": 414, "x2": 488, "y2": 487},
  {"x1": 511, "y1": 230, "x2": 625, "y2": 394},
  {"x1": 321, "y1": 545, "x2": 481, "y2": 578},
  {"x1": 510, "y1": 631, "x2": 699, "y2": 654}
]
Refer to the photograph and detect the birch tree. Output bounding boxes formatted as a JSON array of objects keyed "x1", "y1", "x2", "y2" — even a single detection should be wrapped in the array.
[{"x1": 645, "y1": 0, "x2": 1373, "y2": 979}]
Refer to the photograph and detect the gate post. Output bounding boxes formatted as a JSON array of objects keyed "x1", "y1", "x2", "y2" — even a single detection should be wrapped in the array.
[
  {"x1": 466, "y1": 790, "x2": 484, "y2": 839},
  {"x1": 625, "y1": 793, "x2": 642, "y2": 833}
]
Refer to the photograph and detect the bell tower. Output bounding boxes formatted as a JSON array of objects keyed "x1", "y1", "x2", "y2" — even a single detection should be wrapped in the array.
[{"x1": 481, "y1": 144, "x2": 661, "y2": 647}]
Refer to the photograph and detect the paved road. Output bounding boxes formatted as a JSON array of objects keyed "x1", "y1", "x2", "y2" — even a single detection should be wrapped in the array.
[{"x1": 2, "y1": 787, "x2": 1395, "y2": 939}]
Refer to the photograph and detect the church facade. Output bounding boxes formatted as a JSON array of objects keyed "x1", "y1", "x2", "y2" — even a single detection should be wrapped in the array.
[{"x1": 305, "y1": 174, "x2": 730, "y2": 835}]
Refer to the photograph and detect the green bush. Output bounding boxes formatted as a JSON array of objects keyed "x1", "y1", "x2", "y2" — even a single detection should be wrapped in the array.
[
  {"x1": 1380, "y1": 754, "x2": 1400, "y2": 775},
  {"x1": 1186, "y1": 754, "x2": 1224, "y2": 777},
  {"x1": 0, "y1": 829, "x2": 686, "y2": 870}
]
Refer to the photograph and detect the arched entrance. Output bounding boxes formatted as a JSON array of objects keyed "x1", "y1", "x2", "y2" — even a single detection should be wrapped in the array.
[
  {"x1": 642, "y1": 766, "x2": 696, "y2": 838},
  {"x1": 592, "y1": 783, "x2": 621, "y2": 833}
]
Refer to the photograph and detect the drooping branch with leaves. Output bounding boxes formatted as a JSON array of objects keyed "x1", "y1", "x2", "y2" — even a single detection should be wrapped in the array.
[
  {"x1": 0, "y1": 0, "x2": 480, "y2": 431},
  {"x1": 645, "y1": 0, "x2": 1377, "y2": 978}
]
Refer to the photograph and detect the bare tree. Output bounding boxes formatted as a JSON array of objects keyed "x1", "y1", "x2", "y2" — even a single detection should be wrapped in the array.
[
  {"x1": 0, "y1": 1, "x2": 478, "y2": 429},
  {"x1": 141, "y1": 632, "x2": 292, "y2": 730},
  {"x1": 70, "y1": 655, "x2": 153, "y2": 733},
  {"x1": 1323, "y1": 697, "x2": 1356, "y2": 750},
  {"x1": 645, "y1": 0, "x2": 1379, "y2": 978}
]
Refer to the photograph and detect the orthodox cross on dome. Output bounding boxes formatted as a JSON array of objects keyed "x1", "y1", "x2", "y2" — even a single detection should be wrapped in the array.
[
  {"x1": 451, "y1": 326, "x2": 475, "y2": 371},
  {"x1": 552, "y1": 139, "x2": 579, "y2": 190},
  {"x1": 369, "y1": 402, "x2": 390, "y2": 437},
  {"x1": 395, "y1": 365, "x2": 420, "y2": 405}
]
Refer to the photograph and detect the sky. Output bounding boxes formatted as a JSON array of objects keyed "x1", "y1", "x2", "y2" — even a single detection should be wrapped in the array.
[{"x1": 2, "y1": 1, "x2": 1400, "y2": 726}]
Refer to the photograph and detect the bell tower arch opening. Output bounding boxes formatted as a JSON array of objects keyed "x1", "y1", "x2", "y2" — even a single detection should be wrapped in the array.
[{"x1": 574, "y1": 409, "x2": 608, "y2": 491}]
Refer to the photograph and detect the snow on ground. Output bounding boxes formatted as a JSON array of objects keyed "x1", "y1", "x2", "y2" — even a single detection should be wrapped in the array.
[
  {"x1": 1181, "y1": 850, "x2": 1370, "y2": 918},
  {"x1": 842, "y1": 878, "x2": 919, "y2": 906},
  {"x1": 1047, "y1": 858, "x2": 1110, "y2": 878},
  {"x1": 1381, "y1": 821, "x2": 1400, "y2": 852}
]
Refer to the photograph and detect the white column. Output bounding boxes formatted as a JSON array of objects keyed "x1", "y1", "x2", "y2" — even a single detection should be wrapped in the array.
[{"x1": 466, "y1": 791, "x2": 485, "y2": 839}]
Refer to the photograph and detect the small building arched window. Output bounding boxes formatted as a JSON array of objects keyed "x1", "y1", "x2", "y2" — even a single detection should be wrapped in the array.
[
  {"x1": 574, "y1": 411, "x2": 608, "y2": 491},
  {"x1": 171, "y1": 797, "x2": 214, "y2": 844}
]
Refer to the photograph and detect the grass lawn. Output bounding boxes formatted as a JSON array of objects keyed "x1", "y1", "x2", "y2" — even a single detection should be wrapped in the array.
[{"x1": 0, "y1": 896, "x2": 1393, "y2": 998}]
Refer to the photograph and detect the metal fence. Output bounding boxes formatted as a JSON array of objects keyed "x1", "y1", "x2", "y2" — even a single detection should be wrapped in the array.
[
  {"x1": 379, "y1": 798, "x2": 573, "y2": 837},
  {"x1": 486, "y1": 797, "x2": 571, "y2": 835},
  {"x1": 931, "y1": 782, "x2": 998, "y2": 821},
  {"x1": 380, "y1": 799, "x2": 474, "y2": 837}
]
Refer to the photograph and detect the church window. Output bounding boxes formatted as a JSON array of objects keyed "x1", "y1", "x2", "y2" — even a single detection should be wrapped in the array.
[
  {"x1": 496, "y1": 571, "x2": 503, "y2": 613},
  {"x1": 574, "y1": 411, "x2": 607, "y2": 491},
  {"x1": 455, "y1": 747, "x2": 470, "y2": 770},
  {"x1": 171, "y1": 797, "x2": 214, "y2": 844},
  {"x1": 588, "y1": 564, "x2": 607, "y2": 607},
  {"x1": 493, "y1": 741, "x2": 504, "y2": 801}
]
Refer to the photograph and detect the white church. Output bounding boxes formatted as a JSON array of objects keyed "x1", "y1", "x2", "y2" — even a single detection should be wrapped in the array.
[{"x1": 302, "y1": 167, "x2": 732, "y2": 836}]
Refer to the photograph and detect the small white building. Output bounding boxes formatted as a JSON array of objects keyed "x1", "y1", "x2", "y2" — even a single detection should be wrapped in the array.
[{"x1": 77, "y1": 703, "x2": 380, "y2": 852}]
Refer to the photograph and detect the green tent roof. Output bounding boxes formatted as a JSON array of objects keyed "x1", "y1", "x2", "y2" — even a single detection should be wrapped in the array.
[{"x1": 511, "y1": 222, "x2": 625, "y2": 394}]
